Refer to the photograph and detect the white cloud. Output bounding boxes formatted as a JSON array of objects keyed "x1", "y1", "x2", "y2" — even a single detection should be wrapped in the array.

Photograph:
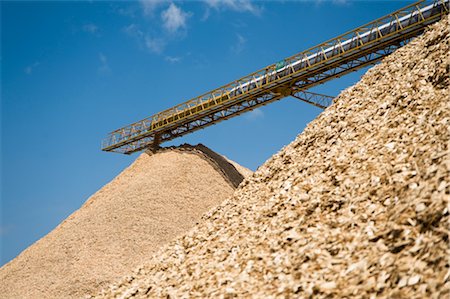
[
  {"x1": 145, "y1": 36, "x2": 166, "y2": 53},
  {"x1": 123, "y1": 23, "x2": 144, "y2": 39},
  {"x1": 82, "y1": 23, "x2": 99, "y2": 34},
  {"x1": 123, "y1": 24, "x2": 167, "y2": 54},
  {"x1": 204, "y1": 0, "x2": 262, "y2": 15},
  {"x1": 24, "y1": 62, "x2": 40, "y2": 75},
  {"x1": 232, "y1": 20, "x2": 248, "y2": 28},
  {"x1": 123, "y1": 3, "x2": 192, "y2": 55},
  {"x1": 123, "y1": 24, "x2": 147, "y2": 50},
  {"x1": 245, "y1": 108, "x2": 264, "y2": 120},
  {"x1": 201, "y1": 7, "x2": 211, "y2": 21},
  {"x1": 231, "y1": 33, "x2": 246, "y2": 54},
  {"x1": 315, "y1": 0, "x2": 349, "y2": 6},
  {"x1": 161, "y1": 3, "x2": 191, "y2": 33},
  {"x1": 332, "y1": 0, "x2": 348, "y2": 5},
  {"x1": 98, "y1": 53, "x2": 111, "y2": 74},
  {"x1": 140, "y1": 0, "x2": 167, "y2": 16},
  {"x1": 165, "y1": 55, "x2": 181, "y2": 63},
  {"x1": 116, "y1": 5, "x2": 137, "y2": 18}
]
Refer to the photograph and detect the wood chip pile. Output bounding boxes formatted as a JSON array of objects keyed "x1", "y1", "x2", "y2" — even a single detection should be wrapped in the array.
[
  {"x1": 96, "y1": 18, "x2": 450, "y2": 299},
  {"x1": 0, "y1": 146, "x2": 251, "y2": 299}
]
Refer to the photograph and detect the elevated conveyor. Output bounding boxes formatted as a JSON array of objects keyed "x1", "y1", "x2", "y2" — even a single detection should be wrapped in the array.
[{"x1": 102, "y1": 0, "x2": 449, "y2": 154}]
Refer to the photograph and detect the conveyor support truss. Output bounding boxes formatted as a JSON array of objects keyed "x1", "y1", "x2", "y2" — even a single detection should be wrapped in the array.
[{"x1": 102, "y1": 0, "x2": 449, "y2": 154}]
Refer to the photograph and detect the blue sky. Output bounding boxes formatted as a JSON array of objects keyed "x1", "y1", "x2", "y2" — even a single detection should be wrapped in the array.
[{"x1": 1, "y1": 0, "x2": 410, "y2": 266}]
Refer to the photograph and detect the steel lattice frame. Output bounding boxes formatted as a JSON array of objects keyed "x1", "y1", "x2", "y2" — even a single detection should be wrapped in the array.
[
  {"x1": 102, "y1": 0, "x2": 449, "y2": 154},
  {"x1": 117, "y1": 92, "x2": 335, "y2": 154}
]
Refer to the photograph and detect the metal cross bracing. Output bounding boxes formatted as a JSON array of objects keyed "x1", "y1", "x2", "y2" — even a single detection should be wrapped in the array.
[
  {"x1": 102, "y1": 0, "x2": 449, "y2": 154},
  {"x1": 108, "y1": 91, "x2": 335, "y2": 155}
]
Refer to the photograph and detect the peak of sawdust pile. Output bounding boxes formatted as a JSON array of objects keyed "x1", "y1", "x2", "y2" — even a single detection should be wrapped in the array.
[
  {"x1": 96, "y1": 18, "x2": 450, "y2": 299},
  {"x1": 0, "y1": 145, "x2": 251, "y2": 299}
]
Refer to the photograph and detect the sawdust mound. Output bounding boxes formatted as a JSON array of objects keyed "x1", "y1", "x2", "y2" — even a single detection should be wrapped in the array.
[
  {"x1": 96, "y1": 18, "x2": 450, "y2": 299},
  {"x1": 0, "y1": 145, "x2": 251, "y2": 299}
]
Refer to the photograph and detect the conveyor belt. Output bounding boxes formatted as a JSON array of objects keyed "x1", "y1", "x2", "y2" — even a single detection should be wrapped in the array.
[{"x1": 102, "y1": 0, "x2": 449, "y2": 154}]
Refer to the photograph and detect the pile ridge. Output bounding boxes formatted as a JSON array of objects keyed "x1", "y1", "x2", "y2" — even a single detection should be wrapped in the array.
[
  {"x1": 0, "y1": 146, "x2": 251, "y2": 299},
  {"x1": 97, "y1": 18, "x2": 449, "y2": 299},
  {"x1": 149, "y1": 144, "x2": 250, "y2": 188}
]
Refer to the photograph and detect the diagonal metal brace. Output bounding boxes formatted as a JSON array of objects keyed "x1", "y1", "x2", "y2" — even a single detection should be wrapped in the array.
[{"x1": 290, "y1": 90, "x2": 334, "y2": 109}]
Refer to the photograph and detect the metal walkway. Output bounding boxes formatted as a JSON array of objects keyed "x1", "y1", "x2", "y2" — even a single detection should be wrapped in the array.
[{"x1": 102, "y1": 0, "x2": 449, "y2": 154}]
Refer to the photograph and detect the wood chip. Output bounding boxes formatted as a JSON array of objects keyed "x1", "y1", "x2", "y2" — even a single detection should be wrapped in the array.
[
  {"x1": 95, "y1": 17, "x2": 449, "y2": 299},
  {"x1": 0, "y1": 146, "x2": 251, "y2": 299}
]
